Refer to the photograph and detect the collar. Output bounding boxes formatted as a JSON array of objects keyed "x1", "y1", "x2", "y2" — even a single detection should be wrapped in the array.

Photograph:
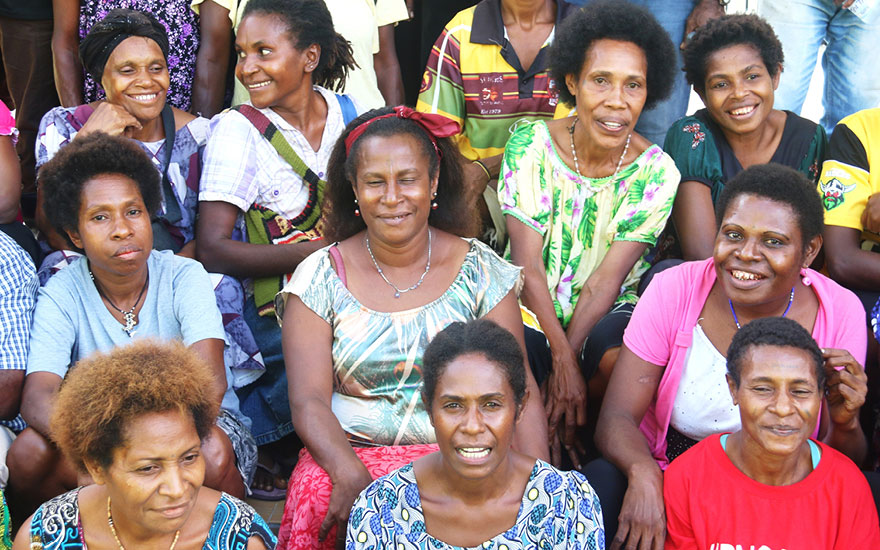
[{"x1": 470, "y1": 0, "x2": 571, "y2": 46}]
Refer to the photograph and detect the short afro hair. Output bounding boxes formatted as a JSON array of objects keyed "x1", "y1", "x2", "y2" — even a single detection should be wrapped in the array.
[
  {"x1": 715, "y1": 163, "x2": 824, "y2": 248},
  {"x1": 550, "y1": 0, "x2": 676, "y2": 110},
  {"x1": 38, "y1": 132, "x2": 161, "y2": 249},
  {"x1": 726, "y1": 316, "x2": 824, "y2": 390},
  {"x1": 323, "y1": 107, "x2": 479, "y2": 242},
  {"x1": 421, "y1": 319, "x2": 526, "y2": 413},
  {"x1": 50, "y1": 340, "x2": 219, "y2": 472},
  {"x1": 683, "y1": 14, "x2": 784, "y2": 95}
]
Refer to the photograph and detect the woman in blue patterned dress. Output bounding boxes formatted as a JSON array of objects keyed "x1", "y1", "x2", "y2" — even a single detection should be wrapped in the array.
[
  {"x1": 347, "y1": 319, "x2": 604, "y2": 550},
  {"x1": 12, "y1": 341, "x2": 276, "y2": 550}
]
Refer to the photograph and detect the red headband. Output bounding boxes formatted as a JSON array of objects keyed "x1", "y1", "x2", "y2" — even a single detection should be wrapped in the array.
[{"x1": 343, "y1": 106, "x2": 460, "y2": 158}]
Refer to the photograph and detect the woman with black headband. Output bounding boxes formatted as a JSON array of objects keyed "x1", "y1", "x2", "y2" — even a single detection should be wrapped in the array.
[
  {"x1": 36, "y1": 8, "x2": 207, "y2": 259},
  {"x1": 271, "y1": 106, "x2": 549, "y2": 549}
]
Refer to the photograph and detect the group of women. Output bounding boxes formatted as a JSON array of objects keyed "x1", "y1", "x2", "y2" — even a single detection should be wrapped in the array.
[{"x1": 4, "y1": 0, "x2": 880, "y2": 548}]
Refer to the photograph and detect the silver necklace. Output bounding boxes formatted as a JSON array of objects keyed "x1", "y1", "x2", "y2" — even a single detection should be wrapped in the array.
[
  {"x1": 89, "y1": 267, "x2": 149, "y2": 337},
  {"x1": 568, "y1": 117, "x2": 631, "y2": 179},
  {"x1": 365, "y1": 229, "x2": 432, "y2": 298}
]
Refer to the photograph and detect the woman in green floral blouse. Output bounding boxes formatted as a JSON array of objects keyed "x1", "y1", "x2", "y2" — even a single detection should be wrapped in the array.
[{"x1": 498, "y1": 0, "x2": 680, "y2": 465}]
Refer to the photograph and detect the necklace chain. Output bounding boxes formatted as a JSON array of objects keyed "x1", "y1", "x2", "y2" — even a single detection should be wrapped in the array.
[
  {"x1": 568, "y1": 117, "x2": 631, "y2": 180},
  {"x1": 365, "y1": 229, "x2": 432, "y2": 299},
  {"x1": 728, "y1": 287, "x2": 795, "y2": 330},
  {"x1": 107, "y1": 497, "x2": 180, "y2": 550},
  {"x1": 89, "y1": 266, "x2": 149, "y2": 337}
]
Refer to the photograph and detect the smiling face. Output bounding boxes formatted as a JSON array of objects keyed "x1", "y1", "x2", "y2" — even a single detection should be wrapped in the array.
[
  {"x1": 714, "y1": 194, "x2": 818, "y2": 308},
  {"x1": 235, "y1": 13, "x2": 318, "y2": 110},
  {"x1": 430, "y1": 353, "x2": 522, "y2": 481},
  {"x1": 728, "y1": 345, "x2": 821, "y2": 459},
  {"x1": 91, "y1": 410, "x2": 205, "y2": 536},
  {"x1": 67, "y1": 174, "x2": 152, "y2": 279},
  {"x1": 353, "y1": 133, "x2": 438, "y2": 246},
  {"x1": 101, "y1": 36, "x2": 169, "y2": 123},
  {"x1": 699, "y1": 43, "x2": 780, "y2": 138},
  {"x1": 565, "y1": 39, "x2": 648, "y2": 151}
]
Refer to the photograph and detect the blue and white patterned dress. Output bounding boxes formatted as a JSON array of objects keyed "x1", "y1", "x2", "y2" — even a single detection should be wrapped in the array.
[
  {"x1": 28, "y1": 489, "x2": 277, "y2": 549},
  {"x1": 346, "y1": 460, "x2": 605, "y2": 550}
]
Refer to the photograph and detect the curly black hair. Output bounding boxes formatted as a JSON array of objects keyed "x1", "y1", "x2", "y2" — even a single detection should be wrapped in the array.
[
  {"x1": 683, "y1": 14, "x2": 784, "y2": 95},
  {"x1": 51, "y1": 340, "x2": 219, "y2": 472},
  {"x1": 421, "y1": 319, "x2": 527, "y2": 413},
  {"x1": 549, "y1": 0, "x2": 676, "y2": 110},
  {"x1": 322, "y1": 107, "x2": 479, "y2": 242},
  {"x1": 726, "y1": 316, "x2": 824, "y2": 390},
  {"x1": 38, "y1": 132, "x2": 161, "y2": 249},
  {"x1": 79, "y1": 9, "x2": 170, "y2": 85},
  {"x1": 242, "y1": 0, "x2": 356, "y2": 91},
  {"x1": 715, "y1": 163, "x2": 824, "y2": 248}
]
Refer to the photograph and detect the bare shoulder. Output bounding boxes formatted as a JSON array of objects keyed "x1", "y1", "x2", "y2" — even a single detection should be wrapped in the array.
[
  {"x1": 172, "y1": 106, "x2": 198, "y2": 129},
  {"x1": 628, "y1": 131, "x2": 654, "y2": 159}
]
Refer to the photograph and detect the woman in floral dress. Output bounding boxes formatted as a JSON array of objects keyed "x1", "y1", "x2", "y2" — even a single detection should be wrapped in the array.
[{"x1": 499, "y1": 0, "x2": 680, "y2": 465}]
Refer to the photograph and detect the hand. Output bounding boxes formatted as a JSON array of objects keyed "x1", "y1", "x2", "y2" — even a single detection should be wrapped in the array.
[
  {"x1": 319, "y1": 463, "x2": 373, "y2": 547},
  {"x1": 822, "y1": 348, "x2": 867, "y2": 428},
  {"x1": 544, "y1": 346, "x2": 588, "y2": 468},
  {"x1": 77, "y1": 101, "x2": 142, "y2": 139},
  {"x1": 681, "y1": 0, "x2": 726, "y2": 50},
  {"x1": 860, "y1": 194, "x2": 880, "y2": 234},
  {"x1": 612, "y1": 468, "x2": 666, "y2": 550}
]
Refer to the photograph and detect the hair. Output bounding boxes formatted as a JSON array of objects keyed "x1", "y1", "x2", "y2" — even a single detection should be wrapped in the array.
[
  {"x1": 421, "y1": 319, "x2": 527, "y2": 413},
  {"x1": 715, "y1": 163, "x2": 824, "y2": 248},
  {"x1": 79, "y1": 8, "x2": 170, "y2": 85},
  {"x1": 549, "y1": 0, "x2": 676, "y2": 110},
  {"x1": 726, "y1": 316, "x2": 825, "y2": 389},
  {"x1": 38, "y1": 132, "x2": 161, "y2": 249},
  {"x1": 241, "y1": 0, "x2": 356, "y2": 91},
  {"x1": 683, "y1": 14, "x2": 784, "y2": 95},
  {"x1": 322, "y1": 107, "x2": 478, "y2": 242},
  {"x1": 50, "y1": 340, "x2": 219, "y2": 472}
]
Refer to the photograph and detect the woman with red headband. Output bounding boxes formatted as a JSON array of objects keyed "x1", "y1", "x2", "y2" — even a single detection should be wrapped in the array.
[{"x1": 272, "y1": 106, "x2": 549, "y2": 550}]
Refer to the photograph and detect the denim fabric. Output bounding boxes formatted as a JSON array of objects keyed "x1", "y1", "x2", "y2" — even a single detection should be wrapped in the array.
[
  {"x1": 565, "y1": 0, "x2": 694, "y2": 146},
  {"x1": 759, "y1": 0, "x2": 880, "y2": 134}
]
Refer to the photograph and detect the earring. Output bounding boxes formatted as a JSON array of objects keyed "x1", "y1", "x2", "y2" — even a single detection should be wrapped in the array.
[
  {"x1": 354, "y1": 198, "x2": 360, "y2": 217},
  {"x1": 800, "y1": 267, "x2": 812, "y2": 287},
  {"x1": 431, "y1": 192, "x2": 438, "y2": 211}
]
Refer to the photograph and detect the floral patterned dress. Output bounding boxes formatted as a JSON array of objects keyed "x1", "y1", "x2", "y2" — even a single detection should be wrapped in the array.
[
  {"x1": 347, "y1": 460, "x2": 605, "y2": 550},
  {"x1": 79, "y1": 0, "x2": 199, "y2": 111},
  {"x1": 498, "y1": 121, "x2": 680, "y2": 328}
]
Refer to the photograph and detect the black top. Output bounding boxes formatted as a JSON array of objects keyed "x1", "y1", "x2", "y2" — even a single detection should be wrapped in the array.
[{"x1": 0, "y1": 0, "x2": 52, "y2": 20}]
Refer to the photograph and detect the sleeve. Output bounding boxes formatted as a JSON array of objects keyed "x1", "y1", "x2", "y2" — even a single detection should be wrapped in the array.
[
  {"x1": 198, "y1": 110, "x2": 262, "y2": 212},
  {"x1": 415, "y1": 15, "x2": 466, "y2": 132},
  {"x1": 820, "y1": 279, "x2": 867, "y2": 365},
  {"x1": 498, "y1": 123, "x2": 551, "y2": 235},
  {"x1": 247, "y1": 508, "x2": 279, "y2": 549},
  {"x1": 621, "y1": 263, "x2": 686, "y2": 367},
  {"x1": 171, "y1": 256, "x2": 226, "y2": 346},
  {"x1": 346, "y1": 479, "x2": 391, "y2": 549},
  {"x1": 25, "y1": 284, "x2": 77, "y2": 378},
  {"x1": 662, "y1": 460, "x2": 700, "y2": 550},
  {"x1": 0, "y1": 100, "x2": 16, "y2": 139},
  {"x1": 275, "y1": 248, "x2": 334, "y2": 325},
  {"x1": 566, "y1": 470, "x2": 605, "y2": 550},
  {"x1": 818, "y1": 122, "x2": 870, "y2": 231},
  {"x1": 35, "y1": 107, "x2": 79, "y2": 171},
  {"x1": 799, "y1": 123, "x2": 827, "y2": 184},
  {"x1": 472, "y1": 242, "x2": 523, "y2": 317},
  {"x1": 612, "y1": 151, "x2": 680, "y2": 245},
  {"x1": 662, "y1": 115, "x2": 721, "y2": 188},
  {"x1": 0, "y1": 249, "x2": 37, "y2": 372},
  {"x1": 374, "y1": 0, "x2": 409, "y2": 27}
]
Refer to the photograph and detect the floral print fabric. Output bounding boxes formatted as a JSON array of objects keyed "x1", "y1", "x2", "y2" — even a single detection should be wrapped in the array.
[
  {"x1": 79, "y1": 1, "x2": 199, "y2": 111},
  {"x1": 499, "y1": 121, "x2": 680, "y2": 328},
  {"x1": 347, "y1": 460, "x2": 605, "y2": 550}
]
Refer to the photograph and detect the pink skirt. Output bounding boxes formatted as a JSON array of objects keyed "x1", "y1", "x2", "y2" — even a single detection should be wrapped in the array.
[{"x1": 276, "y1": 443, "x2": 438, "y2": 550}]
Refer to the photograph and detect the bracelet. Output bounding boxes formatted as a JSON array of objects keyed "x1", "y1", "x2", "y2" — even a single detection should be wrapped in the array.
[{"x1": 473, "y1": 159, "x2": 492, "y2": 181}]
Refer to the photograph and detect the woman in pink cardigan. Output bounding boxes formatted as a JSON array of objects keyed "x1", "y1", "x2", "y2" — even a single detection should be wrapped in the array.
[{"x1": 590, "y1": 164, "x2": 869, "y2": 550}]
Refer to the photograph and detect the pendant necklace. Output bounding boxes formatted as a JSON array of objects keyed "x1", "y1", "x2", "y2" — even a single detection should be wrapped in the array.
[
  {"x1": 89, "y1": 267, "x2": 149, "y2": 337},
  {"x1": 728, "y1": 287, "x2": 795, "y2": 330},
  {"x1": 366, "y1": 229, "x2": 432, "y2": 298},
  {"x1": 108, "y1": 497, "x2": 180, "y2": 550}
]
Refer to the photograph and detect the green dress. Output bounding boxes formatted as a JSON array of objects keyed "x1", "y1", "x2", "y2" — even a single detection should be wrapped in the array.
[{"x1": 498, "y1": 121, "x2": 680, "y2": 328}]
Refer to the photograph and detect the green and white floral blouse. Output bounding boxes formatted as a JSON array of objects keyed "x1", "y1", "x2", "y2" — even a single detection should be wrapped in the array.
[{"x1": 499, "y1": 121, "x2": 680, "y2": 328}]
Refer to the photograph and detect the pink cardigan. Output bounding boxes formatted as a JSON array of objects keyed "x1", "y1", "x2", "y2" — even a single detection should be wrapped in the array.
[{"x1": 623, "y1": 258, "x2": 867, "y2": 469}]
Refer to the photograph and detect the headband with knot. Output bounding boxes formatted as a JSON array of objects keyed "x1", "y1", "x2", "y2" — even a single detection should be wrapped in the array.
[{"x1": 344, "y1": 106, "x2": 460, "y2": 158}]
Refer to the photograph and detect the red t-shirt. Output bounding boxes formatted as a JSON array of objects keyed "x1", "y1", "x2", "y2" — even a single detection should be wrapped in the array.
[{"x1": 664, "y1": 433, "x2": 880, "y2": 549}]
